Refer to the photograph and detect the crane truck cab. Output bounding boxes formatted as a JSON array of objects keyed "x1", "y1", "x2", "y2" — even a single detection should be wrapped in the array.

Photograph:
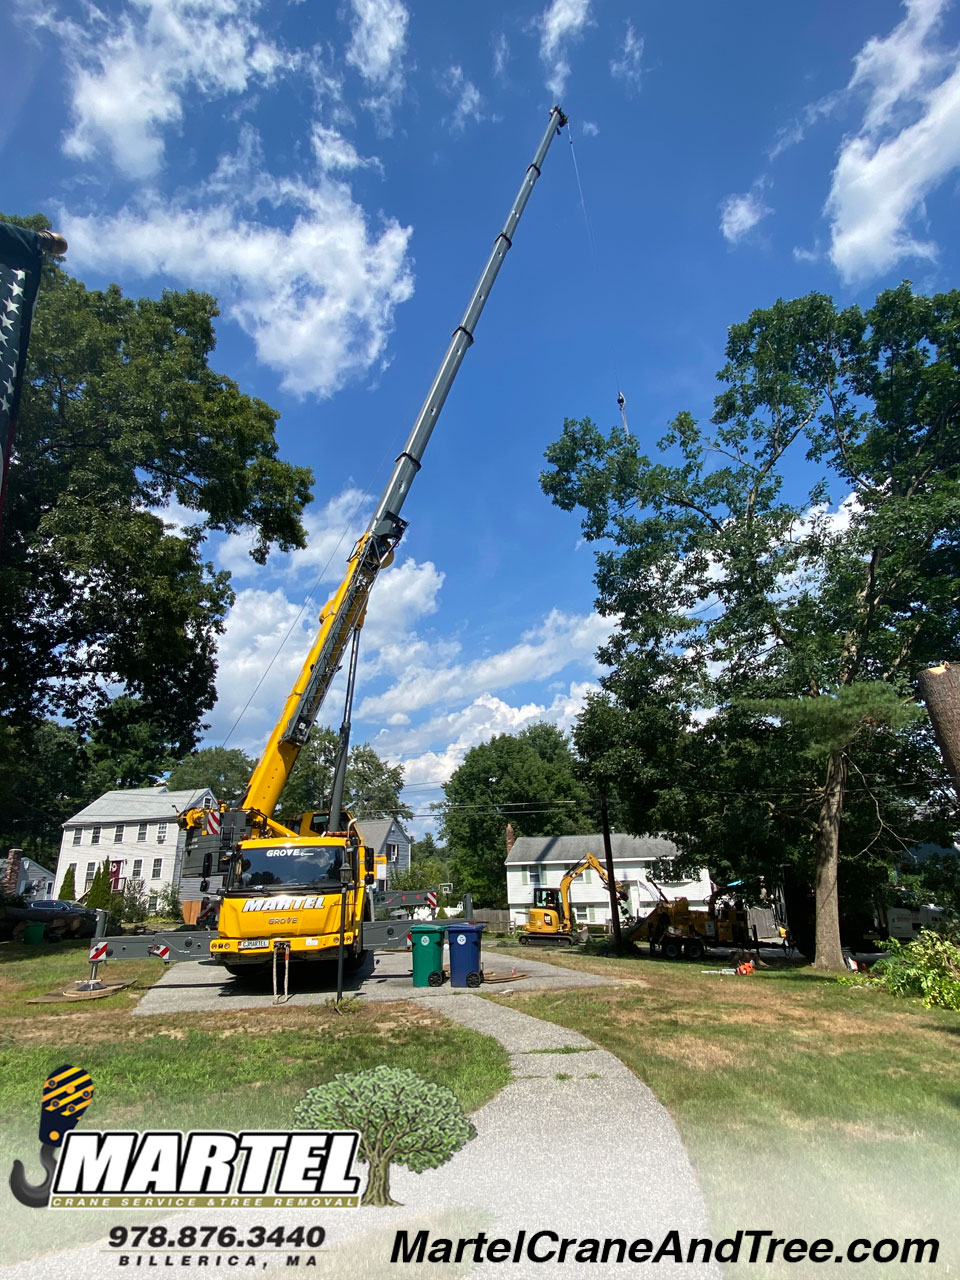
[{"x1": 186, "y1": 808, "x2": 380, "y2": 975}]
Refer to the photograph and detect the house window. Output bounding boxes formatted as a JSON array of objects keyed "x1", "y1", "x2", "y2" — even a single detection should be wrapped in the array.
[
  {"x1": 152, "y1": 858, "x2": 163, "y2": 879},
  {"x1": 132, "y1": 859, "x2": 143, "y2": 879},
  {"x1": 137, "y1": 823, "x2": 148, "y2": 842},
  {"x1": 529, "y1": 867, "x2": 541, "y2": 884},
  {"x1": 85, "y1": 862, "x2": 96, "y2": 889},
  {"x1": 114, "y1": 824, "x2": 123, "y2": 843},
  {"x1": 148, "y1": 894, "x2": 158, "y2": 914},
  {"x1": 385, "y1": 842, "x2": 399, "y2": 862},
  {"x1": 91, "y1": 825, "x2": 101, "y2": 846},
  {"x1": 157, "y1": 822, "x2": 167, "y2": 844},
  {"x1": 72, "y1": 828, "x2": 81, "y2": 846},
  {"x1": 575, "y1": 907, "x2": 588, "y2": 921}
]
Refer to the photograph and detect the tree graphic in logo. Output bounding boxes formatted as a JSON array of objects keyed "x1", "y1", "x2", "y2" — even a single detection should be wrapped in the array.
[{"x1": 294, "y1": 1066, "x2": 477, "y2": 1207}]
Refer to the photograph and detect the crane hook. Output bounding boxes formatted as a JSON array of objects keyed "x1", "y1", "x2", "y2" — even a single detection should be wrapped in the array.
[
  {"x1": 9, "y1": 1143, "x2": 58, "y2": 1208},
  {"x1": 9, "y1": 1063, "x2": 94, "y2": 1208}
]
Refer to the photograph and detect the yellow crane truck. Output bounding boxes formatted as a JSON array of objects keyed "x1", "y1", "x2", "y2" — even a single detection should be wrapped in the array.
[
  {"x1": 519, "y1": 853, "x2": 629, "y2": 946},
  {"x1": 79, "y1": 107, "x2": 570, "y2": 986}
]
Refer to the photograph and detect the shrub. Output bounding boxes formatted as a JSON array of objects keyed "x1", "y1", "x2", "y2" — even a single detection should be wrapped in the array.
[
  {"x1": 157, "y1": 883, "x2": 182, "y2": 920},
  {"x1": 873, "y1": 930, "x2": 960, "y2": 1011},
  {"x1": 60, "y1": 865, "x2": 76, "y2": 901},
  {"x1": 121, "y1": 878, "x2": 148, "y2": 924}
]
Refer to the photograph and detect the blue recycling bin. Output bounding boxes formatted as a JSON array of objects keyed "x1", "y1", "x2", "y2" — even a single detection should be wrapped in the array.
[{"x1": 446, "y1": 922, "x2": 485, "y2": 988}]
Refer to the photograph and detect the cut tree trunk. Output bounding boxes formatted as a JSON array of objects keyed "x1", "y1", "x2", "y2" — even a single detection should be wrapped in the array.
[
  {"x1": 917, "y1": 663, "x2": 960, "y2": 800},
  {"x1": 361, "y1": 1157, "x2": 399, "y2": 1207},
  {"x1": 813, "y1": 749, "x2": 847, "y2": 972}
]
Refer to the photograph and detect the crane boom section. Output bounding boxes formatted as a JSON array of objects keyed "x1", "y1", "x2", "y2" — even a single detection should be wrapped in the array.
[
  {"x1": 370, "y1": 106, "x2": 568, "y2": 541},
  {"x1": 239, "y1": 531, "x2": 388, "y2": 819}
]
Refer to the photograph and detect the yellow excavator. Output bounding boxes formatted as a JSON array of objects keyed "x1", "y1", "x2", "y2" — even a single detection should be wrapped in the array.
[
  {"x1": 176, "y1": 108, "x2": 569, "y2": 977},
  {"x1": 519, "y1": 853, "x2": 630, "y2": 946}
]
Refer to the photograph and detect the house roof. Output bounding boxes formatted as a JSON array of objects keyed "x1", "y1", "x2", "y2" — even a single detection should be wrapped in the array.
[
  {"x1": 505, "y1": 832, "x2": 678, "y2": 866},
  {"x1": 64, "y1": 787, "x2": 216, "y2": 826},
  {"x1": 356, "y1": 816, "x2": 408, "y2": 852}
]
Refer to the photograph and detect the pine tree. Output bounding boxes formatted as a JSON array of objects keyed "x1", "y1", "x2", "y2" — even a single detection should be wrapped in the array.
[
  {"x1": 85, "y1": 857, "x2": 114, "y2": 910},
  {"x1": 59, "y1": 864, "x2": 76, "y2": 902}
]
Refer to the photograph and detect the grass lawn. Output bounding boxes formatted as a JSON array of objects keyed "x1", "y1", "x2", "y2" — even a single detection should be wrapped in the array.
[
  {"x1": 489, "y1": 944, "x2": 959, "y2": 1279},
  {"x1": 0, "y1": 941, "x2": 510, "y2": 1266}
]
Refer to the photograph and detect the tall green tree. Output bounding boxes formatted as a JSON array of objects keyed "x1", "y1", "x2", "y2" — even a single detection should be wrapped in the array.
[
  {"x1": 439, "y1": 723, "x2": 593, "y2": 907},
  {"x1": 543, "y1": 283, "x2": 960, "y2": 969},
  {"x1": 167, "y1": 746, "x2": 257, "y2": 806},
  {"x1": 279, "y1": 727, "x2": 412, "y2": 822},
  {"x1": 0, "y1": 212, "x2": 313, "y2": 756}
]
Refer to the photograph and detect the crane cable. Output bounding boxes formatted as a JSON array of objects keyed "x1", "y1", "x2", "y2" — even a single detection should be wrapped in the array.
[{"x1": 567, "y1": 126, "x2": 630, "y2": 437}]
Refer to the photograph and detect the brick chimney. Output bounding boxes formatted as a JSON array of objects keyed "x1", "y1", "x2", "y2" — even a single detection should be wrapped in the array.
[
  {"x1": 2, "y1": 848, "x2": 24, "y2": 898},
  {"x1": 505, "y1": 823, "x2": 515, "y2": 857}
]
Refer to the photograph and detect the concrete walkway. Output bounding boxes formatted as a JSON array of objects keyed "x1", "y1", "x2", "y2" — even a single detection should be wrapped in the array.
[{"x1": 6, "y1": 966, "x2": 718, "y2": 1279}]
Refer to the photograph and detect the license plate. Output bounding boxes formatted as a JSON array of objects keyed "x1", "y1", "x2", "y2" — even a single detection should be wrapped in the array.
[{"x1": 239, "y1": 939, "x2": 270, "y2": 950}]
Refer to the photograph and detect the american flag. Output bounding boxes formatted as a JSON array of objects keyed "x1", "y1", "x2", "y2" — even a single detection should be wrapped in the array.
[{"x1": 0, "y1": 223, "x2": 45, "y2": 539}]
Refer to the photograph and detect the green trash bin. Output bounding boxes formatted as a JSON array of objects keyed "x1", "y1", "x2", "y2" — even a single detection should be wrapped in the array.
[
  {"x1": 22, "y1": 923, "x2": 45, "y2": 945},
  {"x1": 410, "y1": 923, "x2": 446, "y2": 987}
]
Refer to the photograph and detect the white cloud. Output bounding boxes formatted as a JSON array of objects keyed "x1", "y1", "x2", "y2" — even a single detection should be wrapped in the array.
[
  {"x1": 580, "y1": 120, "x2": 599, "y2": 137},
  {"x1": 59, "y1": 169, "x2": 414, "y2": 398},
  {"x1": 768, "y1": 92, "x2": 841, "y2": 162},
  {"x1": 610, "y1": 20, "x2": 644, "y2": 92},
  {"x1": 792, "y1": 243, "x2": 821, "y2": 264},
  {"x1": 216, "y1": 487, "x2": 371, "y2": 582},
  {"x1": 492, "y1": 32, "x2": 509, "y2": 78},
  {"x1": 311, "y1": 123, "x2": 381, "y2": 174},
  {"x1": 439, "y1": 65, "x2": 483, "y2": 133},
  {"x1": 37, "y1": 0, "x2": 294, "y2": 180},
  {"x1": 385, "y1": 681, "x2": 599, "y2": 788},
  {"x1": 826, "y1": 0, "x2": 960, "y2": 280},
  {"x1": 356, "y1": 607, "x2": 610, "y2": 721},
  {"x1": 344, "y1": 0, "x2": 409, "y2": 129},
  {"x1": 719, "y1": 181, "x2": 773, "y2": 243},
  {"x1": 538, "y1": 0, "x2": 591, "y2": 98}
]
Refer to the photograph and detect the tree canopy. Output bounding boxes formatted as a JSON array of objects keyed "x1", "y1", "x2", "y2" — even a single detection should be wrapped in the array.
[
  {"x1": 294, "y1": 1066, "x2": 476, "y2": 1207},
  {"x1": 0, "y1": 213, "x2": 313, "y2": 758},
  {"x1": 278, "y1": 727, "x2": 412, "y2": 823},
  {"x1": 542, "y1": 283, "x2": 960, "y2": 968},
  {"x1": 439, "y1": 722, "x2": 594, "y2": 907},
  {"x1": 166, "y1": 746, "x2": 256, "y2": 807}
]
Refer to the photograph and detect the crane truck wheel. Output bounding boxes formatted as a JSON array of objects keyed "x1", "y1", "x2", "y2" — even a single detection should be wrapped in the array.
[
  {"x1": 661, "y1": 938, "x2": 684, "y2": 961},
  {"x1": 683, "y1": 938, "x2": 705, "y2": 962}
]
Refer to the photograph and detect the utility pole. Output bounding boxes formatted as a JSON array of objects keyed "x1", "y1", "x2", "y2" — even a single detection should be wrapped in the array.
[{"x1": 599, "y1": 792, "x2": 623, "y2": 953}]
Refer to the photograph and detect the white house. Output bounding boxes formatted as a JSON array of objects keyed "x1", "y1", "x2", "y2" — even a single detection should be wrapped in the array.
[
  {"x1": 54, "y1": 786, "x2": 216, "y2": 913},
  {"x1": 1, "y1": 853, "x2": 55, "y2": 900},
  {"x1": 505, "y1": 830, "x2": 712, "y2": 928},
  {"x1": 355, "y1": 816, "x2": 411, "y2": 888}
]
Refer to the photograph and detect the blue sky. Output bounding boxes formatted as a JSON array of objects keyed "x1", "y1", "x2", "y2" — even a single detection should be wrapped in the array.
[{"x1": 5, "y1": 0, "x2": 960, "y2": 831}]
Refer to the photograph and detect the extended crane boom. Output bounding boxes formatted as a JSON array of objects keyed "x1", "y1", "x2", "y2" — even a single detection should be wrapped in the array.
[{"x1": 233, "y1": 103, "x2": 568, "y2": 831}]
